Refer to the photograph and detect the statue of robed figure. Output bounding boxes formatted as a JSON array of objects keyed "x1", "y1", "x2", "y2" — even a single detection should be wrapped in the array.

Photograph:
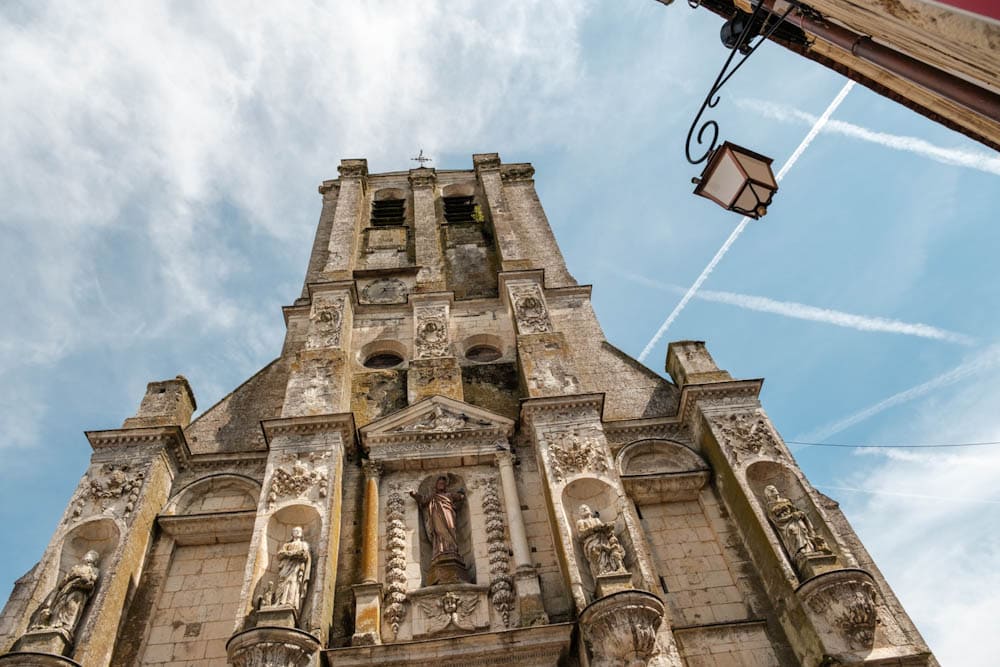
[
  {"x1": 411, "y1": 475, "x2": 469, "y2": 585},
  {"x1": 29, "y1": 550, "x2": 101, "y2": 639},
  {"x1": 258, "y1": 526, "x2": 311, "y2": 619},
  {"x1": 763, "y1": 485, "x2": 834, "y2": 577}
]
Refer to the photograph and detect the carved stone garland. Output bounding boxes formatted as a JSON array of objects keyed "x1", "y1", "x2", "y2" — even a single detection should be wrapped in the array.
[
  {"x1": 509, "y1": 284, "x2": 552, "y2": 334},
  {"x1": 714, "y1": 411, "x2": 787, "y2": 464},
  {"x1": 544, "y1": 429, "x2": 609, "y2": 484},
  {"x1": 481, "y1": 478, "x2": 514, "y2": 627},
  {"x1": 67, "y1": 463, "x2": 144, "y2": 522},
  {"x1": 383, "y1": 490, "x2": 408, "y2": 636},
  {"x1": 305, "y1": 294, "x2": 345, "y2": 350},
  {"x1": 228, "y1": 638, "x2": 315, "y2": 667},
  {"x1": 414, "y1": 305, "x2": 450, "y2": 359},
  {"x1": 266, "y1": 454, "x2": 329, "y2": 509}
]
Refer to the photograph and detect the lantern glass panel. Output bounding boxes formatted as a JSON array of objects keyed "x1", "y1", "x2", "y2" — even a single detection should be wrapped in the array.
[
  {"x1": 733, "y1": 185, "x2": 758, "y2": 214},
  {"x1": 701, "y1": 149, "x2": 745, "y2": 206},
  {"x1": 734, "y1": 150, "x2": 777, "y2": 188}
]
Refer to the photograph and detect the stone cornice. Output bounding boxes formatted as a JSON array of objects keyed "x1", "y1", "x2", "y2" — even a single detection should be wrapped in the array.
[
  {"x1": 603, "y1": 416, "x2": 689, "y2": 446},
  {"x1": 86, "y1": 425, "x2": 191, "y2": 470},
  {"x1": 677, "y1": 379, "x2": 763, "y2": 424},
  {"x1": 260, "y1": 412, "x2": 358, "y2": 457},
  {"x1": 500, "y1": 163, "x2": 535, "y2": 183},
  {"x1": 318, "y1": 179, "x2": 340, "y2": 196},
  {"x1": 520, "y1": 392, "x2": 606, "y2": 428},
  {"x1": 472, "y1": 152, "x2": 502, "y2": 173}
]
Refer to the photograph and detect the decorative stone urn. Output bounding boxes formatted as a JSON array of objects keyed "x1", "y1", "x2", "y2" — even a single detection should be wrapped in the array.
[
  {"x1": 226, "y1": 626, "x2": 320, "y2": 667},
  {"x1": 579, "y1": 590, "x2": 665, "y2": 667},
  {"x1": 797, "y1": 569, "x2": 879, "y2": 659}
]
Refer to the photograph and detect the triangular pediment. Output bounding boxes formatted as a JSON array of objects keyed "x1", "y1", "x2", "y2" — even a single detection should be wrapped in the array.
[{"x1": 361, "y1": 395, "x2": 514, "y2": 439}]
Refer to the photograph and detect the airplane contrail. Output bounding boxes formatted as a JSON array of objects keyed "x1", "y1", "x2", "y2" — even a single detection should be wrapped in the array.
[
  {"x1": 638, "y1": 80, "x2": 856, "y2": 362},
  {"x1": 739, "y1": 98, "x2": 1000, "y2": 177},
  {"x1": 798, "y1": 343, "x2": 1000, "y2": 442},
  {"x1": 613, "y1": 268, "x2": 974, "y2": 345}
]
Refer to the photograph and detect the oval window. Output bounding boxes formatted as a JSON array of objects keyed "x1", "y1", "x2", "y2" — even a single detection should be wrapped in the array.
[
  {"x1": 465, "y1": 345, "x2": 502, "y2": 363},
  {"x1": 364, "y1": 352, "x2": 404, "y2": 369}
]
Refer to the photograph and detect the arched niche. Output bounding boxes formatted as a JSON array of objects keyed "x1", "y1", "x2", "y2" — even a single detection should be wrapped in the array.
[
  {"x1": 26, "y1": 518, "x2": 121, "y2": 632},
  {"x1": 250, "y1": 503, "x2": 321, "y2": 625},
  {"x1": 745, "y1": 461, "x2": 841, "y2": 568},
  {"x1": 415, "y1": 473, "x2": 476, "y2": 587},
  {"x1": 441, "y1": 182, "x2": 476, "y2": 198},
  {"x1": 58, "y1": 518, "x2": 120, "y2": 576},
  {"x1": 616, "y1": 439, "x2": 711, "y2": 504},
  {"x1": 163, "y1": 474, "x2": 260, "y2": 516},
  {"x1": 562, "y1": 478, "x2": 636, "y2": 599}
]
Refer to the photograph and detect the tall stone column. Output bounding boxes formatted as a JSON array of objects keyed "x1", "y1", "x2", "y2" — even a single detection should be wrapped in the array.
[
  {"x1": 495, "y1": 448, "x2": 549, "y2": 626},
  {"x1": 352, "y1": 461, "x2": 383, "y2": 646},
  {"x1": 409, "y1": 167, "x2": 445, "y2": 292}
]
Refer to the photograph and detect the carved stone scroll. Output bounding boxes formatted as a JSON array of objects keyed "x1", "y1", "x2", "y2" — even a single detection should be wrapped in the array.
[
  {"x1": 266, "y1": 454, "x2": 329, "y2": 509},
  {"x1": 508, "y1": 283, "x2": 552, "y2": 334},
  {"x1": 67, "y1": 464, "x2": 144, "y2": 523},
  {"x1": 414, "y1": 304, "x2": 450, "y2": 359},
  {"x1": 305, "y1": 293, "x2": 345, "y2": 350},
  {"x1": 481, "y1": 478, "x2": 514, "y2": 627},
  {"x1": 713, "y1": 411, "x2": 788, "y2": 465},
  {"x1": 543, "y1": 428, "x2": 610, "y2": 484},
  {"x1": 383, "y1": 490, "x2": 408, "y2": 636}
]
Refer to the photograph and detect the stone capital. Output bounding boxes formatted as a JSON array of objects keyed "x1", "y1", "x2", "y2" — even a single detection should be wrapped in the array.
[
  {"x1": 472, "y1": 152, "x2": 502, "y2": 172},
  {"x1": 408, "y1": 167, "x2": 436, "y2": 189},
  {"x1": 362, "y1": 459, "x2": 382, "y2": 481},
  {"x1": 338, "y1": 158, "x2": 369, "y2": 179},
  {"x1": 494, "y1": 447, "x2": 515, "y2": 468},
  {"x1": 500, "y1": 163, "x2": 535, "y2": 183}
]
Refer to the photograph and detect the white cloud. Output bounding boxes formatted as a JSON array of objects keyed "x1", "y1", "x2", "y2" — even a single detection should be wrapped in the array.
[
  {"x1": 0, "y1": 0, "x2": 595, "y2": 444},
  {"x1": 612, "y1": 268, "x2": 975, "y2": 345},
  {"x1": 738, "y1": 97, "x2": 1000, "y2": 177},
  {"x1": 799, "y1": 343, "x2": 1000, "y2": 441},
  {"x1": 822, "y1": 375, "x2": 1000, "y2": 666}
]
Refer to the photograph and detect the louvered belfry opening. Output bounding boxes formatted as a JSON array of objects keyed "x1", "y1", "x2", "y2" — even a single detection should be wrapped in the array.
[
  {"x1": 443, "y1": 195, "x2": 477, "y2": 224},
  {"x1": 371, "y1": 198, "x2": 405, "y2": 226}
]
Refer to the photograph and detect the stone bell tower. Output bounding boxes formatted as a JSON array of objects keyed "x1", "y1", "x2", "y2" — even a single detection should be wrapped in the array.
[{"x1": 0, "y1": 154, "x2": 936, "y2": 666}]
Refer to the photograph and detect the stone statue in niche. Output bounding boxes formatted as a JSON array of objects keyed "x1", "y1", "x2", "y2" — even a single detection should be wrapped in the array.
[
  {"x1": 576, "y1": 505, "x2": 626, "y2": 579},
  {"x1": 259, "y1": 527, "x2": 312, "y2": 617},
  {"x1": 28, "y1": 550, "x2": 100, "y2": 639},
  {"x1": 411, "y1": 476, "x2": 470, "y2": 585},
  {"x1": 763, "y1": 485, "x2": 834, "y2": 576}
]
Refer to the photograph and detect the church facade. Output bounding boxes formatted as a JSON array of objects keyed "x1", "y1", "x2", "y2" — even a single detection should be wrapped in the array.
[{"x1": 0, "y1": 154, "x2": 936, "y2": 666}]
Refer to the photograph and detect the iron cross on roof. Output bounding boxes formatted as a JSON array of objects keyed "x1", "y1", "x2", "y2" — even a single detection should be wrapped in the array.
[{"x1": 411, "y1": 149, "x2": 432, "y2": 167}]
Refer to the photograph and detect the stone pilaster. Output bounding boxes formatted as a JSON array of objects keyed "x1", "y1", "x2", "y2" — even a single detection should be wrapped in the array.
[
  {"x1": 502, "y1": 272, "x2": 581, "y2": 399},
  {"x1": 520, "y1": 394, "x2": 682, "y2": 667},
  {"x1": 409, "y1": 168, "x2": 445, "y2": 292},
  {"x1": 494, "y1": 448, "x2": 549, "y2": 627},
  {"x1": 227, "y1": 414, "x2": 354, "y2": 665},
  {"x1": 499, "y1": 163, "x2": 575, "y2": 286},
  {"x1": 473, "y1": 153, "x2": 529, "y2": 271},
  {"x1": 283, "y1": 284, "x2": 354, "y2": 418},
  {"x1": 352, "y1": 461, "x2": 383, "y2": 646},
  {"x1": 407, "y1": 297, "x2": 463, "y2": 403},
  {"x1": 323, "y1": 158, "x2": 368, "y2": 280}
]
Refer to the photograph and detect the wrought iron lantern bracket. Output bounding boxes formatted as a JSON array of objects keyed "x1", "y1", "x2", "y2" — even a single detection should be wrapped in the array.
[{"x1": 685, "y1": 0, "x2": 797, "y2": 165}]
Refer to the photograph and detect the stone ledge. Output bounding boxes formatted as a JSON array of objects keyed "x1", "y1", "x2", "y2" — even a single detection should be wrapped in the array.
[{"x1": 324, "y1": 622, "x2": 573, "y2": 667}]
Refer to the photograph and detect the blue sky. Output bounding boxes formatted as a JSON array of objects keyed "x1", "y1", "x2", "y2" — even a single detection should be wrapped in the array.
[{"x1": 1, "y1": 2, "x2": 998, "y2": 663}]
